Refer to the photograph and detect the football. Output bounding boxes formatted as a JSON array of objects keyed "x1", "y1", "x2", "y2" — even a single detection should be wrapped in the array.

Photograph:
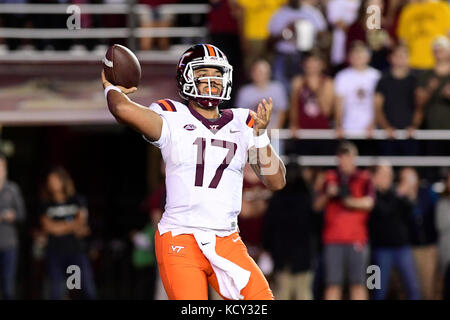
[{"x1": 103, "y1": 44, "x2": 141, "y2": 89}]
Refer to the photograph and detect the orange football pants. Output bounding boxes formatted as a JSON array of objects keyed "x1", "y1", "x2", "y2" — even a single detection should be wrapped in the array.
[{"x1": 154, "y1": 230, "x2": 274, "y2": 300}]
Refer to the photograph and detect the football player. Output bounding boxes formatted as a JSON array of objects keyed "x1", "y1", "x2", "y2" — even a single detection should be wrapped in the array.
[{"x1": 102, "y1": 44, "x2": 286, "y2": 300}]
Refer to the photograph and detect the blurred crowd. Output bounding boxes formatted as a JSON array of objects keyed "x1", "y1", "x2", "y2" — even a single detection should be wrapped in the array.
[
  {"x1": 242, "y1": 141, "x2": 450, "y2": 300},
  {"x1": 3, "y1": 141, "x2": 450, "y2": 300},
  {"x1": 0, "y1": 0, "x2": 449, "y2": 300}
]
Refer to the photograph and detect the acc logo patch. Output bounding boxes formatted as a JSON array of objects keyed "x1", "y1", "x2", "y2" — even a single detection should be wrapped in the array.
[{"x1": 183, "y1": 124, "x2": 197, "y2": 131}]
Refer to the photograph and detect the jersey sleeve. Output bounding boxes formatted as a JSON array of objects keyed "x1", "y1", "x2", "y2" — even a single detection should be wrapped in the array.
[
  {"x1": 244, "y1": 110, "x2": 255, "y2": 150},
  {"x1": 143, "y1": 103, "x2": 171, "y2": 149}
]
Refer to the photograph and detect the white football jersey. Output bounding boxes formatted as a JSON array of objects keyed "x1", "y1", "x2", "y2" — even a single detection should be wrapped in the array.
[{"x1": 146, "y1": 99, "x2": 255, "y2": 236}]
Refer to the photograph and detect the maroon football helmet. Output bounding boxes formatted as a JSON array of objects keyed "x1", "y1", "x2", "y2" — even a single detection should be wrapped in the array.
[{"x1": 176, "y1": 44, "x2": 233, "y2": 109}]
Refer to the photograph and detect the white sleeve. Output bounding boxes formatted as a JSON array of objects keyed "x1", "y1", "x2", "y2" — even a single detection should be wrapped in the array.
[
  {"x1": 326, "y1": 0, "x2": 341, "y2": 24},
  {"x1": 268, "y1": 12, "x2": 282, "y2": 35},
  {"x1": 314, "y1": 10, "x2": 327, "y2": 32},
  {"x1": 247, "y1": 126, "x2": 255, "y2": 151},
  {"x1": 143, "y1": 103, "x2": 171, "y2": 149},
  {"x1": 243, "y1": 109, "x2": 255, "y2": 151}
]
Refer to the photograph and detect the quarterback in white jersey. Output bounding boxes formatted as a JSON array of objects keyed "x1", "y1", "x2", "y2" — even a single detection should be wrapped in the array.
[
  {"x1": 102, "y1": 44, "x2": 286, "y2": 300},
  {"x1": 148, "y1": 99, "x2": 257, "y2": 236}
]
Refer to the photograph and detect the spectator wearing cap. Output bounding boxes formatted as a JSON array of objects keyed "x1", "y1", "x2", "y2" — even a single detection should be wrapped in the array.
[
  {"x1": 397, "y1": 0, "x2": 450, "y2": 72},
  {"x1": 369, "y1": 162, "x2": 421, "y2": 300},
  {"x1": 314, "y1": 142, "x2": 375, "y2": 300},
  {"x1": 374, "y1": 44, "x2": 420, "y2": 156},
  {"x1": 0, "y1": 153, "x2": 26, "y2": 300}
]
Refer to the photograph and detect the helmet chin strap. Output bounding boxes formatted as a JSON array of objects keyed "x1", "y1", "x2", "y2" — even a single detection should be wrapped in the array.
[
  {"x1": 192, "y1": 78, "x2": 223, "y2": 109},
  {"x1": 194, "y1": 97, "x2": 221, "y2": 109}
]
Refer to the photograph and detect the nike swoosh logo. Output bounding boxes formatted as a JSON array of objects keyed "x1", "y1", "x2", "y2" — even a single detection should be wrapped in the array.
[
  {"x1": 232, "y1": 237, "x2": 240, "y2": 242},
  {"x1": 201, "y1": 242, "x2": 210, "y2": 246},
  {"x1": 230, "y1": 130, "x2": 240, "y2": 133}
]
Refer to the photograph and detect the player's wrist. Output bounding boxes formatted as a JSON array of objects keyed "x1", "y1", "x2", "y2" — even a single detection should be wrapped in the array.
[
  {"x1": 104, "y1": 85, "x2": 122, "y2": 98},
  {"x1": 253, "y1": 130, "x2": 270, "y2": 148}
]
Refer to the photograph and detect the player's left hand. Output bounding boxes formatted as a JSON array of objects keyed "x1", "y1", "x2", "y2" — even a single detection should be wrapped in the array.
[{"x1": 250, "y1": 97, "x2": 273, "y2": 135}]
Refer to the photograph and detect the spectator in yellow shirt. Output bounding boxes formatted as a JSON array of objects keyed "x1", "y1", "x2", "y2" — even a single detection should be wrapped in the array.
[
  {"x1": 397, "y1": 0, "x2": 450, "y2": 71},
  {"x1": 236, "y1": 0, "x2": 287, "y2": 73}
]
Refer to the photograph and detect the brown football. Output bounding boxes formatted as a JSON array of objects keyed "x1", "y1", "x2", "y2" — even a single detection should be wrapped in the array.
[{"x1": 103, "y1": 44, "x2": 141, "y2": 88}]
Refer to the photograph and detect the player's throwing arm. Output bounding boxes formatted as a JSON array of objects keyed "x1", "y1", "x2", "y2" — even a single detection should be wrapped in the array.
[{"x1": 101, "y1": 45, "x2": 162, "y2": 143}]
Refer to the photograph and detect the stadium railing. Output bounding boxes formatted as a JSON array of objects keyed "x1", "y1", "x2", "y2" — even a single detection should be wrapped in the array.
[
  {"x1": 0, "y1": 3, "x2": 210, "y2": 62},
  {"x1": 275, "y1": 129, "x2": 450, "y2": 167}
]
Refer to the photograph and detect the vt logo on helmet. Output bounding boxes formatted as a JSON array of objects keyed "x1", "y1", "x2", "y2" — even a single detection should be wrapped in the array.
[{"x1": 176, "y1": 44, "x2": 233, "y2": 109}]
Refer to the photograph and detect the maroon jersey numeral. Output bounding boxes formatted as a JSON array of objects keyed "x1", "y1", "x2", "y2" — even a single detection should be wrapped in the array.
[{"x1": 193, "y1": 138, "x2": 237, "y2": 189}]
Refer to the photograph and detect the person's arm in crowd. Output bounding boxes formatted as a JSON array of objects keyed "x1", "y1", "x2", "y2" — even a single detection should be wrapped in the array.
[
  {"x1": 41, "y1": 215, "x2": 75, "y2": 236},
  {"x1": 72, "y1": 208, "x2": 90, "y2": 238},
  {"x1": 342, "y1": 196, "x2": 375, "y2": 211},
  {"x1": 317, "y1": 77, "x2": 334, "y2": 118},
  {"x1": 313, "y1": 180, "x2": 338, "y2": 212},
  {"x1": 334, "y1": 95, "x2": 344, "y2": 138},
  {"x1": 374, "y1": 92, "x2": 395, "y2": 138},
  {"x1": 408, "y1": 100, "x2": 424, "y2": 137},
  {"x1": 289, "y1": 76, "x2": 302, "y2": 135},
  {"x1": 411, "y1": 80, "x2": 436, "y2": 132},
  {"x1": 343, "y1": 175, "x2": 375, "y2": 211},
  {"x1": 413, "y1": 73, "x2": 445, "y2": 130}
]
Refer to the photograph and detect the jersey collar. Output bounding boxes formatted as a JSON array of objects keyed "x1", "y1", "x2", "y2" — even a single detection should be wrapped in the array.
[{"x1": 187, "y1": 104, "x2": 234, "y2": 134}]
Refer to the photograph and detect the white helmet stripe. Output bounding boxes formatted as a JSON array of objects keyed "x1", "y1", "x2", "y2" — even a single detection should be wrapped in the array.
[{"x1": 202, "y1": 44, "x2": 209, "y2": 57}]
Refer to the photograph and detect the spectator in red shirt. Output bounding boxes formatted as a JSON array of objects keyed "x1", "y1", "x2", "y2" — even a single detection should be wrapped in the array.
[{"x1": 314, "y1": 141, "x2": 375, "y2": 300}]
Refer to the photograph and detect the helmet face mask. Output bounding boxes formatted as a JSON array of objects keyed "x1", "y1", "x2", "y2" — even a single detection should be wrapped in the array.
[{"x1": 177, "y1": 44, "x2": 233, "y2": 109}]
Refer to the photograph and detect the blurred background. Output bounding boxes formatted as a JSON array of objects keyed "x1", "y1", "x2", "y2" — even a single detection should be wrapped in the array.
[{"x1": 0, "y1": 0, "x2": 449, "y2": 300}]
